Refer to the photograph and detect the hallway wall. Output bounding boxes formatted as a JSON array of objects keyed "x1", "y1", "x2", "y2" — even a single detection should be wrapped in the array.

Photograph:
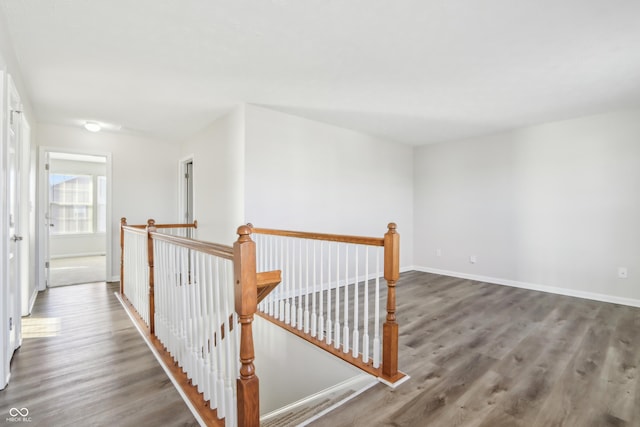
[
  {"x1": 180, "y1": 106, "x2": 245, "y2": 246},
  {"x1": 36, "y1": 123, "x2": 180, "y2": 280}
]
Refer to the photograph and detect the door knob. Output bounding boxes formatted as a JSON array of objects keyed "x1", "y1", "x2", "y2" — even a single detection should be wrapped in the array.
[{"x1": 11, "y1": 235, "x2": 23, "y2": 242}]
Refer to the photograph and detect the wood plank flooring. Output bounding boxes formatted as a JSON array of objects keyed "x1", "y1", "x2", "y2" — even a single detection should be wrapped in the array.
[
  {"x1": 309, "y1": 271, "x2": 640, "y2": 427},
  {"x1": 2, "y1": 273, "x2": 639, "y2": 427},
  {"x1": 0, "y1": 282, "x2": 197, "y2": 427}
]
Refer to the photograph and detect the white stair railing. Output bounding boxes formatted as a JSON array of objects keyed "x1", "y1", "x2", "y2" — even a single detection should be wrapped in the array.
[
  {"x1": 252, "y1": 227, "x2": 390, "y2": 371},
  {"x1": 121, "y1": 219, "x2": 268, "y2": 427},
  {"x1": 122, "y1": 226, "x2": 150, "y2": 326},
  {"x1": 153, "y1": 236, "x2": 238, "y2": 425}
]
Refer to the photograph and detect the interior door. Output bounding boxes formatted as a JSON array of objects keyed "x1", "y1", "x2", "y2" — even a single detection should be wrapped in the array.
[
  {"x1": 42, "y1": 150, "x2": 51, "y2": 289},
  {"x1": 7, "y1": 78, "x2": 22, "y2": 352}
]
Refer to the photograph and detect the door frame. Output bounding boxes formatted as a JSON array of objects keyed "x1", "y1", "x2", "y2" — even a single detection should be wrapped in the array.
[
  {"x1": 178, "y1": 155, "x2": 194, "y2": 234},
  {"x1": 37, "y1": 146, "x2": 114, "y2": 290}
]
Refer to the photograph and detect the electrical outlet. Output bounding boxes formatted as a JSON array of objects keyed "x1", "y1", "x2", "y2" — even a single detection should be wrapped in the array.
[
  {"x1": 618, "y1": 267, "x2": 628, "y2": 279},
  {"x1": 436, "y1": 249, "x2": 442, "y2": 257},
  {"x1": 469, "y1": 255, "x2": 477, "y2": 264}
]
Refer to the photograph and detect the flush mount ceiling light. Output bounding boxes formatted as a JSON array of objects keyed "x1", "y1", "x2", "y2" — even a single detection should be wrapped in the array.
[{"x1": 83, "y1": 121, "x2": 102, "y2": 132}]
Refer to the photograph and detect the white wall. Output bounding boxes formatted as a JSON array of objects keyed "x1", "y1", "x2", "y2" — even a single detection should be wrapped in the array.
[
  {"x1": 245, "y1": 105, "x2": 414, "y2": 268},
  {"x1": 180, "y1": 107, "x2": 245, "y2": 246},
  {"x1": 414, "y1": 109, "x2": 640, "y2": 305},
  {"x1": 36, "y1": 124, "x2": 180, "y2": 280}
]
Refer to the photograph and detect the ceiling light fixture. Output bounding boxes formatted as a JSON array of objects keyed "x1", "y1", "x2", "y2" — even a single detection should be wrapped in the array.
[{"x1": 84, "y1": 121, "x2": 102, "y2": 132}]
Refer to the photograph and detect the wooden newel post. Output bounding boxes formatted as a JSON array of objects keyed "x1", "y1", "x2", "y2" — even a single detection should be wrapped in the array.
[
  {"x1": 147, "y1": 219, "x2": 157, "y2": 335},
  {"x1": 234, "y1": 225, "x2": 260, "y2": 427},
  {"x1": 383, "y1": 222, "x2": 400, "y2": 379},
  {"x1": 120, "y1": 217, "x2": 127, "y2": 295}
]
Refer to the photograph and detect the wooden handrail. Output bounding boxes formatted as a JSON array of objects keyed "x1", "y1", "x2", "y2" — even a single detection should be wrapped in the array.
[
  {"x1": 121, "y1": 224, "x2": 147, "y2": 235},
  {"x1": 149, "y1": 231, "x2": 234, "y2": 260},
  {"x1": 249, "y1": 225, "x2": 384, "y2": 247},
  {"x1": 256, "y1": 270, "x2": 282, "y2": 305},
  {"x1": 123, "y1": 220, "x2": 198, "y2": 230},
  {"x1": 251, "y1": 221, "x2": 404, "y2": 384},
  {"x1": 154, "y1": 220, "x2": 198, "y2": 229}
]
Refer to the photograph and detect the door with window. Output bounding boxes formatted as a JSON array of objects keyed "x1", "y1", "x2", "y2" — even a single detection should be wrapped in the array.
[{"x1": 46, "y1": 153, "x2": 107, "y2": 287}]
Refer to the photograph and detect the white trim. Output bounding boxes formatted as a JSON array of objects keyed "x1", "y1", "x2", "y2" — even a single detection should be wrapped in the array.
[
  {"x1": 297, "y1": 378, "x2": 378, "y2": 427},
  {"x1": 27, "y1": 288, "x2": 38, "y2": 315},
  {"x1": 414, "y1": 266, "x2": 640, "y2": 308},
  {"x1": 260, "y1": 374, "x2": 377, "y2": 423},
  {"x1": 378, "y1": 372, "x2": 411, "y2": 388},
  {"x1": 399, "y1": 265, "x2": 414, "y2": 273},
  {"x1": 38, "y1": 147, "x2": 113, "y2": 289},
  {"x1": 109, "y1": 275, "x2": 120, "y2": 283}
]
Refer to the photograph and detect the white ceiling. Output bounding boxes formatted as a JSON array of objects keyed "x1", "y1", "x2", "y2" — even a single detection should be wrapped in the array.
[{"x1": 2, "y1": 0, "x2": 640, "y2": 145}]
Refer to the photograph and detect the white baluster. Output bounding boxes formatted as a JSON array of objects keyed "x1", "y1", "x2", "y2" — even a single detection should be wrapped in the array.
[
  {"x1": 297, "y1": 239, "x2": 304, "y2": 330},
  {"x1": 363, "y1": 246, "x2": 370, "y2": 363},
  {"x1": 202, "y1": 254, "x2": 210, "y2": 396},
  {"x1": 268, "y1": 236, "x2": 275, "y2": 316},
  {"x1": 222, "y1": 260, "x2": 235, "y2": 427},
  {"x1": 291, "y1": 238, "x2": 298, "y2": 328},
  {"x1": 310, "y1": 240, "x2": 316, "y2": 337},
  {"x1": 373, "y1": 248, "x2": 381, "y2": 369},
  {"x1": 213, "y1": 257, "x2": 225, "y2": 415},
  {"x1": 334, "y1": 244, "x2": 341, "y2": 350},
  {"x1": 278, "y1": 237, "x2": 284, "y2": 321},
  {"x1": 325, "y1": 243, "x2": 332, "y2": 345},
  {"x1": 196, "y1": 252, "x2": 206, "y2": 393},
  {"x1": 285, "y1": 239, "x2": 291, "y2": 324},
  {"x1": 352, "y1": 245, "x2": 360, "y2": 358},
  {"x1": 343, "y1": 244, "x2": 350, "y2": 354},
  {"x1": 318, "y1": 241, "x2": 325, "y2": 341}
]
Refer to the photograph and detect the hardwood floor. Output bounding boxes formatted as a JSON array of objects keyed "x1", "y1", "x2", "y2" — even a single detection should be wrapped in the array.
[
  {"x1": 0, "y1": 282, "x2": 197, "y2": 427},
  {"x1": 309, "y1": 271, "x2": 640, "y2": 427},
  {"x1": 2, "y1": 273, "x2": 639, "y2": 427}
]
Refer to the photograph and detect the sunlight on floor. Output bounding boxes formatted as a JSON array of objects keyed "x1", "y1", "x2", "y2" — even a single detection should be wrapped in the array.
[{"x1": 22, "y1": 317, "x2": 61, "y2": 338}]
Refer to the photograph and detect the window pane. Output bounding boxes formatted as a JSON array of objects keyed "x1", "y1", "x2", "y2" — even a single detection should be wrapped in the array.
[
  {"x1": 97, "y1": 176, "x2": 106, "y2": 233},
  {"x1": 49, "y1": 174, "x2": 93, "y2": 234}
]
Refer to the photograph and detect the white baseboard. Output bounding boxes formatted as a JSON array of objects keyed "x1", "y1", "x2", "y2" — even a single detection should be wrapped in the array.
[
  {"x1": 28, "y1": 288, "x2": 38, "y2": 315},
  {"x1": 413, "y1": 266, "x2": 640, "y2": 308},
  {"x1": 109, "y1": 275, "x2": 120, "y2": 283}
]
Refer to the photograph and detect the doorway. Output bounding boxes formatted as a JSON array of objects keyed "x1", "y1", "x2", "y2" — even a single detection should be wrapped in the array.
[
  {"x1": 38, "y1": 149, "x2": 113, "y2": 289},
  {"x1": 180, "y1": 157, "x2": 194, "y2": 238}
]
